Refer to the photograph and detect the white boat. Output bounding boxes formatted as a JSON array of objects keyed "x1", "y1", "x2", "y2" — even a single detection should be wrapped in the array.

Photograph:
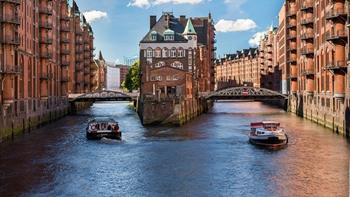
[
  {"x1": 248, "y1": 121, "x2": 288, "y2": 148},
  {"x1": 86, "y1": 117, "x2": 121, "y2": 140}
]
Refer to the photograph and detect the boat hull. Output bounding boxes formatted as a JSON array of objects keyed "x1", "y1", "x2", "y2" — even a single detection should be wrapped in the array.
[
  {"x1": 86, "y1": 132, "x2": 121, "y2": 140},
  {"x1": 249, "y1": 134, "x2": 288, "y2": 148}
]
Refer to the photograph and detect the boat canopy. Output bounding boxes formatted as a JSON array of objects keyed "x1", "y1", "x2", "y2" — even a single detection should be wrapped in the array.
[{"x1": 251, "y1": 121, "x2": 280, "y2": 128}]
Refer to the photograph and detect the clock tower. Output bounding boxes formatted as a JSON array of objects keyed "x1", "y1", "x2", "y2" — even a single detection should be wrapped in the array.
[{"x1": 183, "y1": 18, "x2": 197, "y2": 47}]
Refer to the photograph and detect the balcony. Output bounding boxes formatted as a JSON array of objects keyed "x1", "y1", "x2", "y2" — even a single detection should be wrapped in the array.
[
  {"x1": 302, "y1": 69, "x2": 315, "y2": 76},
  {"x1": 287, "y1": 21, "x2": 297, "y2": 29},
  {"x1": 61, "y1": 60, "x2": 69, "y2": 66},
  {"x1": 40, "y1": 36, "x2": 53, "y2": 44},
  {"x1": 287, "y1": 56, "x2": 297, "y2": 64},
  {"x1": 61, "y1": 38, "x2": 70, "y2": 43},
  {"x1": 39, "y1": 7, "x2": 53, "y2": 15},
  {"x1": 0, "y1": 64, "x2": 21, "y2": 75},
  {"x1": 75, "y1": 40, "x2": 83, "y2": 45},
  {"x1": 300, "y1": 2, "x2": 313, "y2": 11},
  {"x1": 300, "y1": 48, "x2": 314, "y2": 56},
  {"x1": 287, "y1": 33, "x2": 297, "y2": 40},
  {"x1": 212, "y1": 47, "x2": 217, "y2": 51},
  {"x1": 60, "y1": 15, "x2": 70, "y2": 21},
  {"x1": 300, "y1": 32, "x2": 314, "y2": 41},
  {"x1": 326, "y1": 8, "x2": 347, "y2": 20},
  {"x1": 0, "y1": 14, "x2": 20, "y2": 25},
  {"x1": 61, "y1": 76, "x2": 69, "y2": 83},
  {"x1": 60, "y1": 26, "x2": 70, "y2": 32},
  {"x1": 1, "y1": 36, "x2": 20, "y2": 45},
  {"x1": 287, "y1": 9, "x2": 297, "y2": 17},
  {"x1": 40, "y1": 22, "x2": 53, "y2": 29},
  {"x1": 301, "y1": 18, "x2": 313, "y2": 26},
  {"x1": 40, "y1": 52, "x2": 52, "y2": 59},
  {"x1": 0, "y1": 0, "x2": 20, "y2": 4},
  {"x1": 326, "y1": 29, "x2": 347, "y2": 44},
  {"x1": 61, "y1": 49, "x2": 70, "y2": 55},
  {"x1": 326, "y1": 61, "x2": 347, "y2": 72}
]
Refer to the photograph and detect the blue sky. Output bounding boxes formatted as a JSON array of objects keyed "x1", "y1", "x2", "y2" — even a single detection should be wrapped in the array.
[{"x1": 75, "y1": 0, "x2": 284, "y2": 64}]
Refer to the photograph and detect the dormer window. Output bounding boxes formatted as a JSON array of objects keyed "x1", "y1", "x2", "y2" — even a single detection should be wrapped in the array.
[
  {"x1": 150, "y1": 31, "x2": 157, "y2": 41},
  {"x1": 164, "y1": 29, "x2": 174, "y2": 41}
]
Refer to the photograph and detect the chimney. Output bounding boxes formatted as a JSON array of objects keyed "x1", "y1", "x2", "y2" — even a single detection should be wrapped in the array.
[
  {"x1": 150, "y1": 15, "x2": 157, "y2": 29},
  {"x1": 179, "y1": 15, "x2": 186, "y2": 26}
]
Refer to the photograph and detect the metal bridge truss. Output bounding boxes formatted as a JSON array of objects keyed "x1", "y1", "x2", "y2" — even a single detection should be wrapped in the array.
[{"x1": 207, "y1": 87, "x2": 288, "y2": 100}]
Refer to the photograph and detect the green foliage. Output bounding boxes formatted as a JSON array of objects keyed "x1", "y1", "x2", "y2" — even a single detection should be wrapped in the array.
[{"x1": 122, "y1": 61, "x2": 140, "y2": 92}]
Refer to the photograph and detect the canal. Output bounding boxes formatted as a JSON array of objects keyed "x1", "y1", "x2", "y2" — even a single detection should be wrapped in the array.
[{"x1": 0, "y1": 101, "x2": 349, "y2": 196}]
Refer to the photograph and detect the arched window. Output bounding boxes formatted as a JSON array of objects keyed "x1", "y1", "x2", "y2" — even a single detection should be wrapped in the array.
[
  {"x1": 146, "y1": 48, "x2": 153, "y2": 58},
  {"x1": 162, "y1": 48, "x2": 168, "y2": 58},
  {"x1": 154, "y1": 48, "x2": 161, "y2": 58},
  {"x1": 178, "y1": 48, "x2": 184, "y2": 57},
  {"x1": 171, "y1": 48, "x2": 176, "y2": 57},
  {"x1": 171, "y1": 61, "x2": 183, "y2": 69},
  {"x1": 154, "y1": 61, "x2": 165, "y2": 68},
  {"x1": 188, "y1": 48, "x2": 193, "y2": 66}
]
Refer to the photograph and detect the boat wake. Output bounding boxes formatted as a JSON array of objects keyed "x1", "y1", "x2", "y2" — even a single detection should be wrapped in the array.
[{"x1": 100, "y1": 137, "x2": 123, "y2": 144}]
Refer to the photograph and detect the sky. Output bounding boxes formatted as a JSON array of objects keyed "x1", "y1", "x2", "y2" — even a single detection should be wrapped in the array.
[{"x1": 75, "y1": 0, "x2": 284, "y2": 64}]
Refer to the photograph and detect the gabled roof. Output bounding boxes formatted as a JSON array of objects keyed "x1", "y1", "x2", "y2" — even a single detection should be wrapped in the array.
[{"x1": 140, "y1": 13, "x2": 187, "y2": 43}]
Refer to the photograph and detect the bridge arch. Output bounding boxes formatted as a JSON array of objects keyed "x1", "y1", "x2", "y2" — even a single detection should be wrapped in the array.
[{"x1": 206, "y1": 87, "x2": 288, "y2": 101}]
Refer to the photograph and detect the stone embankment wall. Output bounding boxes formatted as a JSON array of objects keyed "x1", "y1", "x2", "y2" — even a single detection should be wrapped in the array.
[
  {"x1": 139, "y1": 97, "x2": 212, "y2": 126},
  {"x1": 289, "y1": 95, "x2": 348, "y2": 137},
  {"x1": 0, "y1": 100, "x2": 92, "y2": 142}
]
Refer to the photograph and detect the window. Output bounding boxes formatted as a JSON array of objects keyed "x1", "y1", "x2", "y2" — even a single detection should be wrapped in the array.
[
  {"x1": 173, "y1": 75, "x2": 179, "y2": 80},
  {"x1": 166, "y1": 76, "x2": 172, "y2": 81},
  {"x1": 188, "y1": 49, "x2": 193, "y2": 66},
  {"x1": 178, "y1": 48, "x2": 184, "y2": 57},
  {"x1": 151, "y1": 31, "x2": 157, "y2": 41},
  {"x1": 171, "y1": 61, "x2": 183, "y2": 69},
  {"x1": 171, "y1": 48, "x2": 176, "y2": 57},
  {"x1": 147, "y1": 48, "x2": 153, "y2": 58},
  {"x1": 154, "y1": 48, "x2": 161, "y2": 58},
  {"x1": 154, "y1": 61, "x2": 165, "y2": 68},
  {"x1": 156, "y1": 76, "x2": 162, "y2": 81},
  {"x1": 164, "y1": 29, "x2": 175, "y2": 41},
  {"x1": 162, "y1": 48, "x2": 168, "y2": 58}
]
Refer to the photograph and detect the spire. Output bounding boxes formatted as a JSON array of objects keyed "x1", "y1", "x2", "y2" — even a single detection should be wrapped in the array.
[
  {"x1": 99, "y1": 51, "x2": 104, "y2": 61},
  {"x1": 183, "y1": 18, "x2": 196, "y2": 35}
]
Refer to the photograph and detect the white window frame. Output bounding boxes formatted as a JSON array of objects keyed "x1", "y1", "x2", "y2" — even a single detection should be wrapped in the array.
[
  {"x1": 171, "y1": 48, "x2": 176, "y2": 57},
  {"x1": 147, "y1": 48, "x2": 153, "y2": 58},
  {"x1": 155, "y1": 48, "x2": 161, "y2": 58},
  {"x1": 162, "y1": 48, "x2": 168, "y2": 58}
]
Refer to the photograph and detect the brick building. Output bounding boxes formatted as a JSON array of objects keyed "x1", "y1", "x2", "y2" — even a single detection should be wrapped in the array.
[
  {"x1": 215, "y1": 48, "x2": 259, "y2": 90},
  {"x1": 118, "y1": 64, "x2": 129, "y2": 85},
  {"x1": 91, "y1": 51, "x2": 107, "y2": 92},
  {"x1": 215, "y1": 26, "x2": 281, "y2": 92},
  {"x1": 139, "y1": 12, "x2": 215, "y2": 124},
  {"x1": 286, "y1": 0, "x2": 349, "y2": 135},
  {"x1": 215, "y1": 0, "x2": 350, "y2": 136},
  {"x1": 0, "y1": 0, "x2": 97, "y2": 140}
]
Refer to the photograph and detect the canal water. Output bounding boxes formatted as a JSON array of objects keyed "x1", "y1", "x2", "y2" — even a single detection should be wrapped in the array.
[{"x1": 0, "y1": 101, "x2": 349, "y2": 197}]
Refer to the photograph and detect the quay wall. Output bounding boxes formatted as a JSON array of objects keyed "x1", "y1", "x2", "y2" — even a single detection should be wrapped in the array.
[
  {"x1": 289, "y1": 94, "x2": 349, "y2": 137},
  {"x1": 0, "y1": 100, "x2": 92, "y2": 142},
  {"x1": 139, "y1": 97, "x2": 212, "y2": 126}
]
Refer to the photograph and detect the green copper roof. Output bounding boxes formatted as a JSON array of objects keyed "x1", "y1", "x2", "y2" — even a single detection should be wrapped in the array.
[{"x1": 183, "y1": 19, "x2": 196, "y2": 35}]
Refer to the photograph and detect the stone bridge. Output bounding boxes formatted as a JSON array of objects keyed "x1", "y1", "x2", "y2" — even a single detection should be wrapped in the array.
[
  {"x1": 206, "y1": 87, "x2": 288, "y2": 100},
  {"x1": 69, "y1": 90, "x2": 138, "y2": 102}
]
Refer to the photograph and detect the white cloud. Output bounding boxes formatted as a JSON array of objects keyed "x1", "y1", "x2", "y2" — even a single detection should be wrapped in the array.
[
  {"x1": 248, "y1": 31, "x2": 266, "y2": 47},
  {"x1": 215, "y1": 19, "x2": 257, "y2": 33},
  {"x1": 128, "y1": 0, "x2": 203, "y2": 8},
  {"x1": 83, "y1": 10, "x2": 108, "y2": 23}
]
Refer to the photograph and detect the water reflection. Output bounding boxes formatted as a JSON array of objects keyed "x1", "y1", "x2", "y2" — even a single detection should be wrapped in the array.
[{"x1": 0, "y1": 101, "x2": 349, "y2": 196}]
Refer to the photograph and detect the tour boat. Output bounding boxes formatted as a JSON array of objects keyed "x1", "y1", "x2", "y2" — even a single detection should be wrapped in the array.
[
  {"x1": 86, "y1": 117, "x2": 121, "y2": 140},
  {"x1": 248, "y1": 121, "x2": 288, "y2": 148}
]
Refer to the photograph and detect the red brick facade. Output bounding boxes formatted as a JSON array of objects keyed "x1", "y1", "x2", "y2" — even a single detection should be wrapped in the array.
[{"x1": 0, "y1": 0, "x2": 98, "y2": 139}]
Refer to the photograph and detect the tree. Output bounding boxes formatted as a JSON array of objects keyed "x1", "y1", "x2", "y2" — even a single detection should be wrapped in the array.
[{"x1": 122, "y1": 61, "x2": 140, "y2": 92}]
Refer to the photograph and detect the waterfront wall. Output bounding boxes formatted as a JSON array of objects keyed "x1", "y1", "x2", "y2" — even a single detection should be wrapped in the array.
[
  {"x1": 289, "y1": 94, "x2": 348, "y2": 136},
  {"x1": 139, "y1": 97, "x2": 212, "y2": 126},
  {"x1": 0, "y1": 100, "x2": 92, "y2": 142}
]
